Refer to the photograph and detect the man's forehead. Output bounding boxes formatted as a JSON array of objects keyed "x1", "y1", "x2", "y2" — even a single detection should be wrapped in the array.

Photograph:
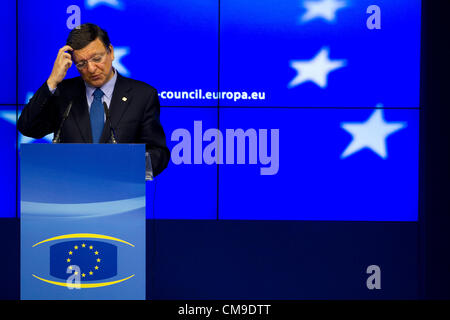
[{"x1": 72, "y1": 39, "x2": 105, "y2": 60}]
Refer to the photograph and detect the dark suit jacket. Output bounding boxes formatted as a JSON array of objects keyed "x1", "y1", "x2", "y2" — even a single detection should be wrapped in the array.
[{"x1": 18, "y1": 73, "x2": 170, "y2": 177}]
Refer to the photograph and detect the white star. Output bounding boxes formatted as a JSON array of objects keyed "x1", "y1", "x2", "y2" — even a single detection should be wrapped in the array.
[
  {"x1": 85, "y1": 0, "x2": 124, "y2": 10},
  {"x1": 0, "y1": 110, "x2": 53, "y2": 147},
  {"x1": 0, "y1": 110, "x2": 15, "y2": 125},
  {"x1": 340, "y1": 106, "x2": 407, "y2": 159},
  {"x1": 288, "y1": 47, "x2": 346, "y2": 89},
  {"x1": 300, "y1": 0, "x2": 347, "y2": 23},
  {"x1": 113, "y1": 46, "x2": 131, "y2": 77}
]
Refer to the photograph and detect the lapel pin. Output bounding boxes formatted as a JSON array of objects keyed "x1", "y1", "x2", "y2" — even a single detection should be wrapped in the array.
[{"x1": 122, "y1": 97, "x2": 127, "y2": 102}]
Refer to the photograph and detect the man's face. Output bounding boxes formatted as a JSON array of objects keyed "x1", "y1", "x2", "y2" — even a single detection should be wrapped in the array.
[{"x1": 72, "y1": 38, "x2": 115, "y2": 87}]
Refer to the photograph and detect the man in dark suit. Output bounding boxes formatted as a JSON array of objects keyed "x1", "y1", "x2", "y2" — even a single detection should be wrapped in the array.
[{"x1": 18, "y1": 23, "x2": 170, "y2": 177}]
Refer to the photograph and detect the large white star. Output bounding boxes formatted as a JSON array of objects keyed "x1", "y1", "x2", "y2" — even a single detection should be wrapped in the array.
[
  {"x1": 0, "y1": 110, "x2": 53, "y2": 146},
  {"x1": 300, "y1": 0, "x2": 347, "y2": 23},
  {"x1": 288, "y1": 47, "x2": 346, "y2": 89},
  {"x1": 85, "y1": 0, "x2": 124, "y2": 10},
  {"x1": 340, "y1": 106, "x2": 407, "y2": 159},
  {"x1": 113, "y1": 46, "x2": 131, "y2": 77}
]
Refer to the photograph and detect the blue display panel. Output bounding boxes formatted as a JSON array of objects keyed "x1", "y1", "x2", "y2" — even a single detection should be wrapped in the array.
[
  {"x1": 19, "y1": 0, "x2": 218, "y2": 106},
  {"x1": 149, "y1": 107, "x2": 218, "y2": 219},
  {"x1": 0, "y1": 106, "x2": 16, "y2": 217},
  {"x1": 220, "y1": 0, "x2": 421, "y2": 107},
  {"x1": 219, "y1": 107, "x2": 418, "y2": 220},
  {"x1": 0, "y1": 0, "x2": 16, "y2": 104},
  {"x1": 14, "y1": 0, "x2": 421, "y2": 223}
]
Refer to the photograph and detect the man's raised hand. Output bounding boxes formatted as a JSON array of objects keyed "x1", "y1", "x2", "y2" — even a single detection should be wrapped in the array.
[{"x1": 47, "y1": 45, "x2": 73, "y2": 90}]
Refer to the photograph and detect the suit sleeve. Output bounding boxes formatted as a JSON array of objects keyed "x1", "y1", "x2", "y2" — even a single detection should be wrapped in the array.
[
  {"x1": 140, "y1": 87, "x2": 170, "y2": 177},
  {"x1": 17, "y1": 81, "x2": 59, "y2": 139}
]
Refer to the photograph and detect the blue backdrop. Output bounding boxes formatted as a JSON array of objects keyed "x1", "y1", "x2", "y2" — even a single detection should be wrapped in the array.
[
  {"x1": 0, "y1": 0, "x2": 422, "y2": 300},
  {"x1": 1, "y1": 0, "x2": 421, "y2": 221}
]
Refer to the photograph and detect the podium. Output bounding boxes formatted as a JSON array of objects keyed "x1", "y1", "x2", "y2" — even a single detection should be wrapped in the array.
[{"x1": 20, "y1": 144, "x2": 146, "y2": 300}]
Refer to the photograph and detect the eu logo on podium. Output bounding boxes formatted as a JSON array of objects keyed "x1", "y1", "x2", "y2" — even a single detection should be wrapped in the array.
[{"x1": 50, "y1": 240, "x2": 118, "y2": 281}]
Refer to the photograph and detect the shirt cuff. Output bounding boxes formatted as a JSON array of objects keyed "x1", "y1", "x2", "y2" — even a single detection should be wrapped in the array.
[
  {"x1": 47, "y1": 83, "x2": 57, "y2": 94},
  {"x1": 145, "y1": 151, "x2": 153, "y2": 181}
]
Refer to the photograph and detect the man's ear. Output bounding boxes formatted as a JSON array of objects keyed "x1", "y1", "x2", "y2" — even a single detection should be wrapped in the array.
[{"x1": 109, "y1": 44, "x2": 114, "y2": 61}]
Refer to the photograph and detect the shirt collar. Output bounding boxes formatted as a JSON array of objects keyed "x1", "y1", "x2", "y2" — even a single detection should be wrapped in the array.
[{"x1": 85, "y1": 68, "x2": 117, "y2": 100}]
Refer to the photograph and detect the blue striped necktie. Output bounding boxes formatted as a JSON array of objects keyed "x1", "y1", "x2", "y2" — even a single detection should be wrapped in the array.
[{"x1": 90, "y1": 88, "x2": 104, "y2": 143}]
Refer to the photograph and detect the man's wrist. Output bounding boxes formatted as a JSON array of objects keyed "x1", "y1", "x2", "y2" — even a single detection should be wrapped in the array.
[{"x1": 46, "y1": 79, "x2": 58, "y2": 91}]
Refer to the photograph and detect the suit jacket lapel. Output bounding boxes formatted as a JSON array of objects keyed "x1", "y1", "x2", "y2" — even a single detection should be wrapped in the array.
[
  {"x1": 100, "y1": 73, "x2": 132, "y2": 143},
  {"x1": 70, "y1": 79, "x2": 92, "y2": 143}
]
